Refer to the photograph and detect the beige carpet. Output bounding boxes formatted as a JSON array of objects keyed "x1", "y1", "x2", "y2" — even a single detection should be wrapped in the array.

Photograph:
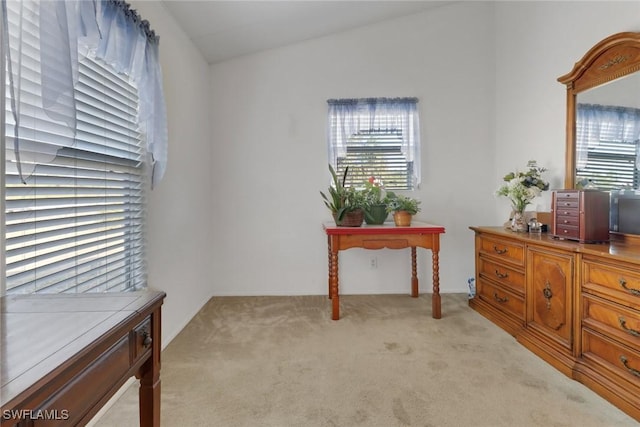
[{"x1": 95, "y1": 294, "x2": 637, "y2": 426}]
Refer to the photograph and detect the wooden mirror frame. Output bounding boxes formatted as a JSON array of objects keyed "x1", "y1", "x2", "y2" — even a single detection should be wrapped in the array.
[{"x1": 558, "y1": 32, "x2": 640, "y2": 189}]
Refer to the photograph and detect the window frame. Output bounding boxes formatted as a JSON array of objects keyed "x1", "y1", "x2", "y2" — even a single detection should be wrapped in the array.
[{"x1": 327, "y1": 97, "x2": 420, "y2": 191}]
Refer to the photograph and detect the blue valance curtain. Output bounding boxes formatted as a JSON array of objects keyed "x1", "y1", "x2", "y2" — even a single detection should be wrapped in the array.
[
  {"x1": 576, "y1": 103, "x2": 640, "y2": 170},
  {"x1": 326, "y1": 97, "x2": 420, "y2": 186},
  {"x1": 3, "y1": 0, "x2": 168, "y2": 185}
]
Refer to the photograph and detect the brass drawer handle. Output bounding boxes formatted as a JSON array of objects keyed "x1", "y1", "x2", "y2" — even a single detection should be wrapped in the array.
[
  {"x1": 494, "y1": 269, "x2": 509, "y2": 279},
  {"x1": 493, "y1": 245, "x2": 508, "y2": 255},
  {"x1": 619, "y1": 317, "x2": 640, "y2": 337},
  {"x1": 619, "y1": 278, "x2": 640, "y2": 297},
  {"x1": 543, "y1": 281, "x2": 553, "y2": 309},
  {"x1": 493, "y1": 292, "x2": 509, "y2": 303},
  {"x1": 619, "y1": 355, "x2": 640, "y2": 378}
]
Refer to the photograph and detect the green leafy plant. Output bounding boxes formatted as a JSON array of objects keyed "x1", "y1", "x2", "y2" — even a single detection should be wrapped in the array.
[
  {"x1": 320, "y1": 164, "x2": 365, "y2": 221},
  {"x1": 362, "y1": 176, "x2": 386, "y2": 207},
  {"x1": 385, "y1": 192, "x2": 421, "y2": 215}
]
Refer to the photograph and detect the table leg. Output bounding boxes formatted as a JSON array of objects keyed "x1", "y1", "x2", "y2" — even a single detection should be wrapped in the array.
[
  {"x1": 411, "y1": 246, "x2": 418, "y2": 297},
  {"x1": 138, "y1": 308, "x2": 162, "y2": 427},
  {"x1": 330, "y1": 250, "x2": 340, "y2": 320},
  {"x1": 432, "y1": 249, "x2": 441, "y2": 319},
  {"x1": 327, "y1": 236, "x2": 332, "y2": 299}
]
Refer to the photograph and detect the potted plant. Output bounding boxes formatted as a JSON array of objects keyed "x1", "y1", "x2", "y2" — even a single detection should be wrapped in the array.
[
  {"x1": 320, "y1": 164, "x2": 365, "y2": 226},
  {"x1": 385, "y1": 192, "x2": 421, "y2": 226},
  {"x1": 362, "y1": 176, "x2": 388, "y2": 225}
]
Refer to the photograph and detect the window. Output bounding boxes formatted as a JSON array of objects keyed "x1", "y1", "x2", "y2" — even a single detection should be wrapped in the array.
[
  {"x1": 4, "y1": 56, "x2": 146, "y2": 294},
  {"x1": 2, "y1": 0, "x2": 164, "y2": 295},
  {"x1": 576, "y1": 103, "x2": 640, "y2": 190},
  {"x1": 327, "y1": 98, "x2": 420, "y2": 190}
]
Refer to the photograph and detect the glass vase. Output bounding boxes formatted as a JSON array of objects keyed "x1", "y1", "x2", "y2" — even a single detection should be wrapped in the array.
[{"x1": 510, "y1": 210, "x2": 527, "y2": 232}]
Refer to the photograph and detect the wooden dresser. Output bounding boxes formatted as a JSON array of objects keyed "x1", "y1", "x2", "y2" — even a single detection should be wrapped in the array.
[
  {"x1": 0, "y1": 290, "x2": 165, "y2": 426},
  {"x1": 470, "y1": 226, "x2": 640, "y2": 421}
]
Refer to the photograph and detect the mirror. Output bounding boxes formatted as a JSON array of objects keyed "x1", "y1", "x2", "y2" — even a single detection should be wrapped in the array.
[{"x1": 558, "y1": 32, "x2": 640, "y2": 190}]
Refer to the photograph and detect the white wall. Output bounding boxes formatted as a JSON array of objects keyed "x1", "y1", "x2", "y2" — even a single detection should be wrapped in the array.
[
  {"x1": 126, "y1": 0, "x2": 640, "y2": 337},
  {"x1": 493, "y1": 1, "x2": 640, "y2": 218},
  {"x1": 131, "y1": 1, "x2": 214, "y2": 345},
  {"x1": 209, "y1": 2, "x2": 496, "y2": 297}
]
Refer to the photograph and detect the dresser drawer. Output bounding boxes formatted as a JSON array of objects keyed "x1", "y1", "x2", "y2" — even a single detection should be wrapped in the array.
[
  {"x1": 131, "y1": 316, "x2": 153, "y2": 365},
  {"x1": 478, "y1": 235, "x2": 524, "y2": 266},
  {"x1": 555, "y1": 224, "x2": 580, "y2": 239},
  {"x1": 478, "y1": 257, "x2": 525, "y2": 295},
  {"x1": 556, "y1": 200, "x2": 580, "y2": 210},
  {"x1": 556, "y1": 191, "x2": 580, "y2": 201},
  {"x1": 582, "y1": 329, "x2": 640, "y2": 387},
  {"x1": 476, "y1": 278, "x2": 525, "y2": 321},
  {"x1": 583, "y1": 295, "x2": 640, "y2": 351},
  {"x1": 556, "y1": 214, "x2": 579, "y2": 227},
  {"x1": 583, "y1": 260, "x2": 640, "y2": 310},
  {"x1": 35, "y1": 335, "x2": 130, "y2": 426}
]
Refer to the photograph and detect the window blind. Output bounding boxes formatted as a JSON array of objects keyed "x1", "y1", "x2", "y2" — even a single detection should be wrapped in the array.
[
  {"x1": 575, "y1": 140, "x2": 638, "y2": 190},
  {"x1": 336, "y1": 128, "x2": 413, "y2": 190},
  {"x1": 576, "y1": 103, "x2": 640, "y2": 190},
  {"x1": 4, "y1": 14, "x2": 147, "y2": 294},
  {"x1": 327, "y1": 98, "x2": 420, "y2": 190}
]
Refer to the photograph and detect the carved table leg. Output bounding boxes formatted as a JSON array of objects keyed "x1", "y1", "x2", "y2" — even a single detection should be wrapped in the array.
[
  {"x1": 330, "y1": 250, "x2": 340, "y2": 320},
  {"x1": 411, "y1": 246, "x2": 418, "y2": 297},
  {"x1": 432, "y1": 249, "x2": 441, "y2": 319}
]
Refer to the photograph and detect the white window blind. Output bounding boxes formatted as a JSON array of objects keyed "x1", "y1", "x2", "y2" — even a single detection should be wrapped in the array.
[
  {"x1": 576, "y1": 103, "x2": 640, "y2": 190},
  {"x1": 575, "y1": 140, "x2": 638, "y2": 190},
  {"x1": 4, "y1": 2, "x2": 147, "y2": 294},
  {"x1": 336, "y1": 127, "x2": 414, "y2": 190},
  {"x1": 327, "y1": 98, "x2": 420, "y2": 190}
]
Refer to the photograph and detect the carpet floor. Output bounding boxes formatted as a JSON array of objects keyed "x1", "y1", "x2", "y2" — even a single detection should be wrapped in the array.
[{"x1": 95, "y1": 293, "x2": 637, "y2": 426}]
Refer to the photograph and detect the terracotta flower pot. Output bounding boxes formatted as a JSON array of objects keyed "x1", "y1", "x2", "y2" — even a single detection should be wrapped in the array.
[{"x1": 393, "y1": 210, "x2": 412, "y2": 226}]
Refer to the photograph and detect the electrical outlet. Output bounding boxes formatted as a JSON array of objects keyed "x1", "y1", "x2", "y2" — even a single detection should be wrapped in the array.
[{"x1": 370, "y1": 257, "x2": 377, "y2": 269}]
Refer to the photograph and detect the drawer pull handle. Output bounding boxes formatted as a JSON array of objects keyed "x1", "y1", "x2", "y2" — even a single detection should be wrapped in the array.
[
  {"x1": 619, "y1": 355, "x2": 640, "y2": 378},
  {"x1": 493, "y1": 245, "x2": 508, "y2": 254},
  {"x1": 494, "y1": 270, "x2": 509, "y2": 279},
  {"x1": 564, "y1": 202, "x2": 571, "y2": 206},
  {"x1": 493, "y1": 292, "x2": 509, "y2": 303},
  {"x1": 142, "y1": 331, "x2": 152, "y2": 348},
  {"x1": 619, "y1": 278, "x2": 640, "y2": 296},
  {"x1": 618, "y1": 317, "x2": 640, "y2": 337},
  {"x1": 543, "y1": 281, "x2": 553, "y2": 309}
]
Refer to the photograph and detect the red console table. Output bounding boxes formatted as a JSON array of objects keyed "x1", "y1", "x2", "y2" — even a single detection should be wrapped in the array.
[{"x1": 323, "y1": 221, "x2": 445, "y2": 320}]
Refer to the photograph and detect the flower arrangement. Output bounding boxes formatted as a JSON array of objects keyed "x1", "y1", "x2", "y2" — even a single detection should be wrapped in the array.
[
  {"x1": 363, "y1": 176, "x2": 385, "y2": 206},
  {"x1": 361, "y1": 176, "x2": 389, "y2": 224},
  {"x1": 496, "y1": 160, "x2": 550, "y2": 213}
]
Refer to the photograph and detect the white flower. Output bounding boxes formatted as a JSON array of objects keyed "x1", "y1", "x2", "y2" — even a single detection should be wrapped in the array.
[{"x1": 496, "y1": 161, "x2": 549, "y2": 212}]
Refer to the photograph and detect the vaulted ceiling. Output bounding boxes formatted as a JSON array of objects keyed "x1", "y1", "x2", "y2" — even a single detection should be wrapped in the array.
[{"x1": 160, "y1": 1, "x2": 453, "y2": 64}]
